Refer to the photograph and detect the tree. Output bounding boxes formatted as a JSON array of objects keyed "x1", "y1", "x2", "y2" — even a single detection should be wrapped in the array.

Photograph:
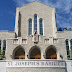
[
  {"x1": 70, "y1": 46, "x2": 72, "y2": 60},
  {"x1": 0, "y1": 49, "x2": 5, "y2": 60}
]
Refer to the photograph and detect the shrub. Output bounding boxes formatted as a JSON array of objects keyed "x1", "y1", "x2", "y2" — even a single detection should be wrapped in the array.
[{"x1": 0, "y1": 49, "x2": 5, "y2": 60}]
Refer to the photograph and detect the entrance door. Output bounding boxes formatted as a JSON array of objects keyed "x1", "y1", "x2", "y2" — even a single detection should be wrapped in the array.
[{"x1": 46, "y1": 47, "x2": 57, "y2": 59}]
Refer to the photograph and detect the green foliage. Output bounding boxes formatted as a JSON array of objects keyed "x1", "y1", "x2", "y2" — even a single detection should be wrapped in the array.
[
  {"x1": 0, "y1": 49, "x2": 5, "y2": 60},
  {"x1": 0, "y1": 49, "x2": 1, "y2": 55},
  {"x1": 70, "y1": 46, "x2": 72, "y2": 60}
]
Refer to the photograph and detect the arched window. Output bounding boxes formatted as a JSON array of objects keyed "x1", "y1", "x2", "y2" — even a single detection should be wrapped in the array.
[
  {"x1": 70, "y1": 39, "x2": 72, "y2": 47},
  {"x1": 13, "y1": 46, "x2": 25, "y2": 59},
  {"x1": 28, "y1": 19, "x2": 32, "y2": 35},
  {"x1": 0, "y1": 40, "x2": 1, "y2": 50},
  {"x1": 39, "y1": 19, "x2": 43, "y2": 35},
  {"x1": 34, "y1": 14, "x2": 37, "y2": 32},
  {"x1": 45, "y1": 45, "x2": 57, "y2": 59},
  {"x1": 3, "y1": 40, "x2": 6, "y2": 55},
  {"x1": 65, "y1": 39, "x2": 69, "y2": 57},
  {"x1": 29, "y1": 46, "x2": 41, "y2": 59}
]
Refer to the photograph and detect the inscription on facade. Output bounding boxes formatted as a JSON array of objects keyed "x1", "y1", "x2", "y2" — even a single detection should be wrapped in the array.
[{"x1": 6, "y1": 61, "x2": 65, "y2": 67}]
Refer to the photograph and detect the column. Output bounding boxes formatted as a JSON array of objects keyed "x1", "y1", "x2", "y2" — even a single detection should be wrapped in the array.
[
  {"x1": 26, "y1": 53, "x2": 29, "y2": 60},
  {"x1": 1, "y1": 40, "x2": 3, "y2": 52},
  {"x1": 57, "y1": 51, "x2": 60, "y2": 60},
  {"x1": 15, "y1": 8, "x2": 19, "y2": 36},
  {"x1": 49, "y1": 37, "x2": 53, "y2": 44},
  {"x1": 18, "y1": 37, "x2": 22, "y2": 44},
  {"x1": 41, "y1": 52, "x2": 45, "y2": 60},
  {"x1": 69, "y1": 40, "x2": 71, "y2": 59},
  {"x1": 69, "y1": 40, "x2": 71, "y2": 50}
]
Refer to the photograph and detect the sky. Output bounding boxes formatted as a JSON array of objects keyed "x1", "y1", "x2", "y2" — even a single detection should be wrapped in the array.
[{"x1": 0, "y1": 0, "x2": 72, "y2": 31}]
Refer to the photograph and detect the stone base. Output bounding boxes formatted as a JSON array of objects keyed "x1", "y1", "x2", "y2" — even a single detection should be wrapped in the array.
[
  {"x1": 6, "y1": 67, "x2": 66, "y2": 72},
  {"x1": 0, "y1": 60, "x2": 72, "y2": 72}
]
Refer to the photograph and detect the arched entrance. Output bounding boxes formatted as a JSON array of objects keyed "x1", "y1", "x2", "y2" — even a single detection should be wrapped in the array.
[
  {"x1": 45, "y1": 45, "x2": 57, "y2": 59},
  {"x1": 29, "y1": 46, "x2": 41, "y2": 59},
  {"x1": 13, "y1": 46, "x2": 25, "y2": 59}
]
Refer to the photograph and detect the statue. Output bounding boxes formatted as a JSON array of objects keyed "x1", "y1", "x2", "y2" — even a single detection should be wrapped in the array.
[{"x1": 34, "y1": 30, "x2": 37, "y2": 41}]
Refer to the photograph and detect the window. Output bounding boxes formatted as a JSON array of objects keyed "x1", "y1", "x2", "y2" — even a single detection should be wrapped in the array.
[
  {"x1": 28, "y1": 15, "x2": 44, "y2": 35},
  {"x1": 65, "y1": 40, "x2": 70, "y2": 58},
  {"x1": 3, "y1": 40, "x2": 6, "y2": 55},
  {"x1": 70, "y1": 39, "x2": 72, "y2": 59},
  {"x1": 28, "y1": 19, "x2": 32, "y2": 35},
  {"x1": 39, "y1": 19, "x2": 43, "y2": 35},
  {"x1": 34, "y1": 14, "x2": 37, "y2": 32},
  {"x1": 70, "y1": 39, "x2": 72, "y2": 47},
  {"x1": 66, "y1": 40, "x2": 69, "y2": 51},
  {"x1": 0, "y1": 40, "x2": 1, "y2": 50}
]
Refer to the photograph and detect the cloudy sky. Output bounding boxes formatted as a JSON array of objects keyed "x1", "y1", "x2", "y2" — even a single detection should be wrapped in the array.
[{"x1": 0, "y1": 0, "x2": 72, "y2": 31}]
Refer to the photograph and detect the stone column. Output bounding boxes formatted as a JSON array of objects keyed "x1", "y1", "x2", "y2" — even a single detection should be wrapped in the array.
[
  {"x1": 69, "y1": 40, "x2": 71, "y2": 50},
  {"x1": 57, "y1": 51, "x2": 60, "y2": 60},
  {"x1": 52, "y1": 8, "x2": 57, "y2": 38},
  {"x1": 26, "y1": 53, "x2": 28, "y2": 60},
  {"x1": 15, "y1": 8, "x2": 19, "y2": 37},
  {"x1": 18, "y1": 37, "x2": 22, "y2": 44},
  {"x1": 49, "y1": 37, "x2": 53, "y2": 44},
  {"x1": 25, "y1": 49, "x2": 29, "y2": 60},
  {"x1": 1, "y1": 40, "x2": 3, "y2": 50},
  {"x1": 41, "y1": 51, "x2": 43, "y2": 60}
]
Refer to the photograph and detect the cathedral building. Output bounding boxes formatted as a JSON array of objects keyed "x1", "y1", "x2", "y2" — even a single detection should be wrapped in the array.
[{"x1": 0, "y1": 1, "x2": 72, "y2": 72}]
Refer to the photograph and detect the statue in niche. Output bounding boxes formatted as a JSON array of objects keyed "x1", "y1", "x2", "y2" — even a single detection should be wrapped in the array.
[{"x1": 34, "y1": 30, "x2": 37, "y2": 42}]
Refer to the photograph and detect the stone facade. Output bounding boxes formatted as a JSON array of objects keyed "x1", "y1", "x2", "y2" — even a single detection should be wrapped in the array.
[
  {"x1": 6, "y1": 67, "x2": 66, "y2": 72},
  {"x1": 0, "y1": 1, "x2": 72, "y2": 72}
]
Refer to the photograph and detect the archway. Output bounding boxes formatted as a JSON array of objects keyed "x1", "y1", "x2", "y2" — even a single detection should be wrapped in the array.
[
  {"x1": 13, "y1": 46, "x2": 25, "y2": 59},
  {"x1": 29, "y1": 46, "x2": 41, "y2": 59},
  {"x1": 45, "y1": 45, "x2": 57, "y2": 59}
]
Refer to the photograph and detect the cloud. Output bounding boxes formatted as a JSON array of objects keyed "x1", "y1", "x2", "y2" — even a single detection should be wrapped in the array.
[
  {"x1": 13, "y1": 0, "x2": 26, "y2": 6},
  {"x1": 47, "y1": 0, "x2": 72, "y2": 29},
  {"x1": 56, "y1": 14, "x2": 72, "y2": 29},
  {"x1": 13, "y1": 0, "x2": 35, "y2": 7},
  {"x1": 12, "y1": 0, "x2": 72, "y2": 29}
]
